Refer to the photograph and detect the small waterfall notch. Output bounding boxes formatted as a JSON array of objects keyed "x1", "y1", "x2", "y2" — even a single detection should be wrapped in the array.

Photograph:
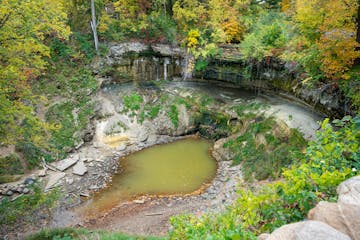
[{"x1": 104, "y1": 42, "x2": 189, "y2": 84}]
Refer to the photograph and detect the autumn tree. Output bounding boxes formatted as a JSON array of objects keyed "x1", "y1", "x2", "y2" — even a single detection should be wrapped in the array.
[
  {"x1": 0, "y1": 0, "x2": 70, "y2": 145},
  {"x1": 294, "y1": 0, "x2": 360, "y2": 79},
  {"x1": 172, "y1": 0, "x2": 207, "y2": 33}
]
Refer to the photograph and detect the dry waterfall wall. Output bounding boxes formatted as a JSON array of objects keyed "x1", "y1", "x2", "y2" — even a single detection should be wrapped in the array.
[{"x1": 96, "y1": 42, "x2": 348, "y2": 118}]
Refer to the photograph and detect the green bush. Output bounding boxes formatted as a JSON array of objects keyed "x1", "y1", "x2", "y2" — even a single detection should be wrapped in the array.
[
  {"x1": 123, "y1": 93, "x2": 143, "y2": 113},
  {"x1": 340, "y1": 67, "x2": 360, "y2": 113},
  {"x1": 223, "y1": 116, "x2": 307, "y2": 181},
  {"x1": 168, "y1": 105, "x2": 179, "y2": 128},
  {"x1": 0, "y1": 185, "x2": 59, "y2": 225},
  {"x1": 0, "y1": 154, "x2": 23, "y2": 175},
  {"x1": 171, "y1": 116, "x2": 359, "y2": 236},
  {"x1": 170, "y1": 213, "x2": 257, "y2": 240},
  {"x1": 147, "y1": 12, "x2": 177, "y2": 43},
  {"x1": 239, "y1": 12, "x2": 290, "y2": 61},
  {"x1": 15, "y1": 142, "x2": 53, "y2": 169},
  {"x1": 26, "y1": 228, "x2": 164, "y2": 240}
]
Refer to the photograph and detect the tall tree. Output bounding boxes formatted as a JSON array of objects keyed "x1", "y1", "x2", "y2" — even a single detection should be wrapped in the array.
[
  {"x1": 91, "y1": 0, "x2": 99, "y2": 53},
  {"x1": 295, "y1": 0, "x2": 359, "y2": 79},
  {"x1": 0, "y1": 0, "x2": 70, "y2": 144}
]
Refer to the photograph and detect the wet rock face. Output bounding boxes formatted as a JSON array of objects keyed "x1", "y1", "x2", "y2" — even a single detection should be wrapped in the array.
[{"x1": 101, "y1": 42, "x2": 185, "y2": 85}]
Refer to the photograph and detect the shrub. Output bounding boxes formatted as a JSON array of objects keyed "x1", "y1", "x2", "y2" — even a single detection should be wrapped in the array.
[
  {"x1": 239, "y1": 12, "x2": 290, "y2": 61},
  {"x1": 0, "y1": 185, "x2": 59, "y2": 225},
  {"x1": 171, "y1": 116, "x2": 359, "y2": 236},
  {"x1": 0, "y1": 154, "x2": 23, "y2": 175},
  {"x1": 168, "y1": 105, "x2": 179, "y2": 128}
]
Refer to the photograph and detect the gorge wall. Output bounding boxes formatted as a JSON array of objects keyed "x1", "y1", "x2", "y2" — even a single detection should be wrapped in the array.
[{"x1": 96, "y1": 42, "x2": 351, "y2": 118}]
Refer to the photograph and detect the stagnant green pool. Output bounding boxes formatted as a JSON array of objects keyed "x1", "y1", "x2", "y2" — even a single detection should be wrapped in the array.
[{"x1": 81, "y1": 137, "x2": 216, "y2": 214}]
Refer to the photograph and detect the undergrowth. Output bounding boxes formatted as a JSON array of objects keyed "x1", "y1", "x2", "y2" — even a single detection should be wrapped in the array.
[
  {"x1": 170, "y1": 115, "x2": 360, "y2": 238},
  {"x1": 26, "y1": 228, "x2": 164, "y2": 240},
  {"x1": 0, "y1": 185, "x2": 59, "y2": 226}
]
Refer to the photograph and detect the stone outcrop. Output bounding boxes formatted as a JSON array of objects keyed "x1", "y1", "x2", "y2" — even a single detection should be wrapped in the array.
[
  {"x1": 264, "y1": 221, "x2": 351, "y2": 240},
  {"x1": 337, "y1": 175, "x2": 360, "y2": 205},
  {"x1": 261, "y1": 176, "x2": 360, "y2": 240},
  {"x1": 308, "y1": 201, "x2": 360, "y2": 240}
]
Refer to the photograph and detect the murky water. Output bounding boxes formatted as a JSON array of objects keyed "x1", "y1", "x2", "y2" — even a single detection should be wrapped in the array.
[{"x1": 80, "y1": 138, "x2": 216, "y2": 215}]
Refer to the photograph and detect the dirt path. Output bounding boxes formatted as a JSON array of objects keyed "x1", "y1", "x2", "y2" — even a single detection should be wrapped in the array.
[{"x1": 82, "y1": 197, "x2": 202, "y2": 236}]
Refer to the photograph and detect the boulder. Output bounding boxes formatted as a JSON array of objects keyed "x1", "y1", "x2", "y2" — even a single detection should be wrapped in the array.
[
  {"x1": 308, "y1": 201, "x2": 360, "y2": 240},
  {"x1": 45, "y1": 172, "x2": 66, "y2": 191},
  {"x1": 265, "y1": 221, "x2": 351, "y2": 240},
  {"x1": 258, "y1": 233, "x2": 270, "y2": 240},
  {"x1": 38, "y1": 168, "x2": 47, "y2": 177},
  {"x1": 212, "y1": 137, "x2": 235, "y2": 161},
  {"x1": 53, "y1": 157, "x2": 79, "y2": 171},
  {"x1": 22, "y1": 188, "x2": 30, "y2": 194},
  {"x1": 73, "y1": 161, "x2": 88, "y2": 176},
  {"x1": 117, "y1": 143, "x2": 127, "y2": 151},
  {"x1": 337, "y1": 176, "x2": 360, "y2": 205},
  {"x1": 24, "y1": 178, "x2": 35, "y2": 185}
]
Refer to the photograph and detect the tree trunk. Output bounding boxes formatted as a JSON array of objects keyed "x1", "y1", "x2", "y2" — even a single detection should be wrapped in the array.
[
  {"x1": 90, "y1": 0, "x2": 99, "y2": 54},
  {"x1": 357, "y1": 3, "x2": 360, "y2": 44}
]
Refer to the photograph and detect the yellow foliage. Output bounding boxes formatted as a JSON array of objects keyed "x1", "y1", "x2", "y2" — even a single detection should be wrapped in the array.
[
  {"x1": 98, "y1": 9, "x2": 112, "y2": 34},
  {"x1": 294, "y1": 0, "x2": 359, "y2": 80},
  {"x1": 187, "y1": 29, "x2": 200, "y2": 48},
  {"x1": 0, "y1": 0, "x2": 70, "y2": 144},
  {"x1": 221, "y1": 17, "x2": 244, "y2": 43},
  {"x1": 173, "y1": 0, "x2": 207, "y2": 33},
  {"x1": 317, "y1": 0, "x2": 360, "y2": 79}
]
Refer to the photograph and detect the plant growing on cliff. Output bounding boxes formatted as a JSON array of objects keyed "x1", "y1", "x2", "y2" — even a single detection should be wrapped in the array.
[{"x1": 167, "y1": 105, "x2": 179, "y2": 128}]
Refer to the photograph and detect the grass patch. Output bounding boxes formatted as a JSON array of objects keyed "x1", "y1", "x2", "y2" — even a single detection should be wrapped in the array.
[
  {"x1": 224, "y1": 117, "x2": 307, "y2": 181},
  {"x1": 0, "y1": 185, "x2": 59, "y2": 225},
  {"x1": 167, "y1": 105, "x2": 179, "y2": 128},
  {"x1": 26, "y1": 228, "x2": 165, "y2": 240},
  {"x1": 0, "y1": 154, "x2": 24, "y2": 175}
]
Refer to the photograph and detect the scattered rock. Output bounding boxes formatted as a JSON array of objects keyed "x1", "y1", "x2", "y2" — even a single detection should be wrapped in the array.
[
  {"x1": 24, "y1": 178, "x2": 35, "y2": 185},
  {"x1": 89, "y1": 185, "x2": 99, "y2": 190},
  {"x1": 45, "y1": 172, "x2": 66, "y2": 191},
  {"x1": 73, "y1": 161, "x2": 88, "y2": 176},
  {"x1": 6, "y1": 190, "x2": 13, "y2": 196},
  {"x1": 80, "y1": 192, "x2": 90, "y2": 197},
  {"x1": 117, "y1": 144, "x2": 127, "y2": 151},
  {"x1": 22, "y1": 188, "x2": 30, "y2": 194},
  {"x1": 53, "y1": 158, "x2": 79, "y2": 171},
  {"x1": 133, "y1": 199, "x2": 145, "y2": 204},
  {"x1": 337, "y1": 176, "x2": 360, "y2": 205},
  {"x1": 38, "y1": 169, "x2": 47, "y2": 177},
  {"x1": 308, "y1": 201, "x2": 360, "y2": 240},
  {"x1": 66, "y1": 178, "x2": 74, "y2": 185},
  {"x1": 265, "y1": 221, "x2": 351, "y2": 240},
  {"x1": 139, "y1": 133, "x2": 148, "y2": 142}
]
